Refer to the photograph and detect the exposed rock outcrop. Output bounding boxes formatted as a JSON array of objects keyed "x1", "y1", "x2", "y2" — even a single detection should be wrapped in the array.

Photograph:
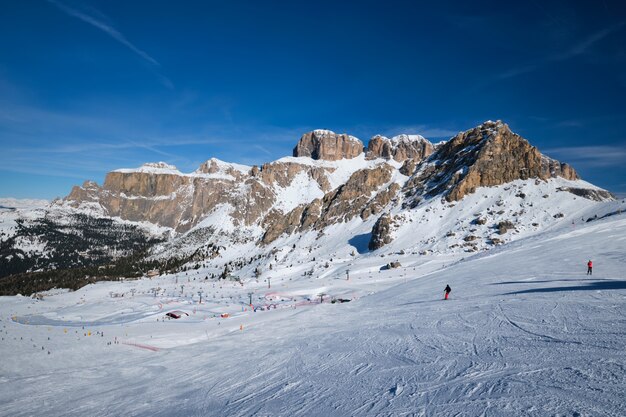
[
  {"x1": 258, "y1": 161, "x2": 331, "y2": 192},
  {"x1": 195, "y1": 158, "x2": 248, "y2": 180},
  {"x1": 557, "y1": 187, "x2": 614, "y2": 201},
  {"x1": 360, "y1": 183, "x2": 400, "y2": 220},
  {"x1": 261, "y1": 164, "x2": 395, "y2": 243},
  {"x1": 293, "y1": 130, "x2": 364, "y2": 160},
  {"x1": 62, "y1": 120, "x2": 600, "y2": 251},
  {"x1": 399, "y1": 158, "x2": 419, "y2": 176},
  {"x1": 403, "y1": 120, "x2": 579, "y2": 203},
  {"x1": 260, "y1": 206, "x2": 306, "y2": 244},
  {"x1": 66, "y1": 181, "x2": 103, "y2": 204},
  {"x1": 91, "y1": 171, "x2": 193, "y2": 228},
  {"x1": 383, "y1": 261, "x2": 402, "y2": 269},
  {"x1": 65, "y1": 159, "x2": 335, "y2": 233},
  {"x1": 369, "y1": 213, "x2": 394, "y2": 250},
  {"x1": 497, "y1": 220, "x2": 515, "y2": 235},
  {"x1": 367, "y1": 134, "x2": 434, "y2": 162},
  {"x1": 315, "y1": 164, "x2": 394, "y2": 227},
  {"x1": 542, "y1": 157, "x2": 578, "y2": 181}
]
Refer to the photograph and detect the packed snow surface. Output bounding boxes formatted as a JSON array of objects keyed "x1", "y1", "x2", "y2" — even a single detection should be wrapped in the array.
[{"x1": 1, "y1": 207, "x2": 625, "y2": 416}]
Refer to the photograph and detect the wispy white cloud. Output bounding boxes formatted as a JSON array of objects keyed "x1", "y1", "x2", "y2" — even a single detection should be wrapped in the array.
[
  {"x1": 47, "y1": 0, "x2": 158, "y2": 65},
  {"x1": 46, "y1": 0, "x2": 174, "y2": 89},
  {"x1": 554, "y1": 23, "x2": 625, "y2": 60},
  {"x1": 0, "y1": 99, "x2": 296, "y2": 181},
  {"x1": 543, "y1": 145, "x2": 626, "y2": 168},
  {"x1": 555, "y1": 120, "x2": 584, "y2": 128},
  {"x1": 379, "y1": 125, "x2": 459, "y2": 139},
  {"x1": 499, "y1": 22, "x2": 626, "y2": 79},
  {"x1": 416, "y1": 127, "x2": 460, "y2": 139},
  {"x1": 0, "y1": 100, "x2": 229, "y2": 152},
  {"x1": 498, "y1": 64, "x2": 540, "y2": 80},
  {"x1": 24, "y1": 137, "x2": 226, "y2": 155},
  {"x1": 253, "y1": 144, "x2": 273, "y2": 156}
]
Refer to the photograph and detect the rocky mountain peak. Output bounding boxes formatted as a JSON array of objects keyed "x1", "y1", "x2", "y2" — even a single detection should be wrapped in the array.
[
  {"x1": 8, "y1": 119, "x2": 612, "y2": 293},
  {"x1": 293, "y1": 130, "x2": 364, "y2": 160},
  {"x1": 61, "y1": 120, "x2": 594, "y2": 254},
  {"x1": 367, "y1": 133, "x2": 434, "y2": 162},
  {"x1": 443, "y1": 120, "x2": 509, "y2": 149},
  {"x1": 144, "y1": 162, "x2": 178, "y2": 170},
  {"x1": 390, "y1": 134, "x2": 428, "y2": 143},
  {"x1": 403, "y1": 120, "x2": 579, "y2": 202},
  {"x1": 195, "y1": 158, "x2": 250, "y2": 177},
  {"x1": 113, "y1": 162, "x2": 181, "y2": 175}
]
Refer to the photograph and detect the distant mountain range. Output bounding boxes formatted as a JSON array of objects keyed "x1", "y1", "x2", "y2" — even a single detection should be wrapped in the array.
[{"x1": 0, "y1": 120, "x2": 614, "y2": 294}]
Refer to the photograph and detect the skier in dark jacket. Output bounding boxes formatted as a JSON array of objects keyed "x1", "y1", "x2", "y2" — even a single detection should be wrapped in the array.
[
  {"x1": 444, "y1": 284, "x2": 452, "y2": 300},
  {"x1": 587, "y1": 260, "x2": 593, "y2": 275}
]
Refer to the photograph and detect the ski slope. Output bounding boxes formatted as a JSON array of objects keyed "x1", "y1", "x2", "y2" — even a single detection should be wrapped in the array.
[{"x1": 1, "y1": 211, "x2": 625, "y2": 416}]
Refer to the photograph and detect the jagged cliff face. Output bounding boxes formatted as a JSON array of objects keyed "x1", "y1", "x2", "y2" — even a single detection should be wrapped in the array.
[
  {"x1": 67, "y1": 161, "x2": 252, "y2": 231},
  {"x1": 62, "y1": 121, "x2": 603, "y2": 252},
  {"x1": 261, "y1": 164, "x2": 398, "y2": 244},
  {"x1": 293, "y1": 130, "x2": 364, "y2": 160},
  {"x1": 402, "y1": 121, "x2": 579, "y2": 203},
  {"x1": 369, "y1": 212, "x2": 394, "y2": 250},
  {"x1": 366, "y1": 134, "x2": 434, "y2": 162},
  {"x1": 66, "y1": 158, "x2": 339, "y2": 233}
]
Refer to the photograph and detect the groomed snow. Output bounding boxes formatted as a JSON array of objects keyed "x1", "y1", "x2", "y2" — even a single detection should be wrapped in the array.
[{"x1": 1, "y1": 202, "x2": 625, "y2": 416}]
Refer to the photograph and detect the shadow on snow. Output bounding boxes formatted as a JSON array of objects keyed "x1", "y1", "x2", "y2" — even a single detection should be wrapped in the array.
[
  {"x1": 504, "y1": 279, "x2": 626, "y2": 295},
  {"x1": 493, "y1": 278, "x2": 614, "y2": 285},
  {"x1": 348, "y1": 233, "x2": 371, "y2": 254}
]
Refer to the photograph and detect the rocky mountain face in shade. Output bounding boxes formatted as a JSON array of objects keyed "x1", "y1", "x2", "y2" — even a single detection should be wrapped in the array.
[
  {"x1": 292, "y1": 129, "x2": 364, "y2": 160},
  {"x1": 368, "y1": 212, "x2": 394, "y2": 251},
  {"x1": 366, "y1": 134, "x2": 434, "y2": 162},
  {"x1": 400, "y1": 120, "x2": 580, "y2": 203},
  {"x1": 54, "y1": 120, "x2": 613, "y2": 260},
  {"x1": 3, "y1": 120, "x2": 617, "y2": 292}
]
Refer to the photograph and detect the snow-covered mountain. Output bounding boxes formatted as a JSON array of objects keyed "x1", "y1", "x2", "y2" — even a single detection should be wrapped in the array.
[
  {"x1": 0, "y1": 198, "x2": 49, "y2": 210},
  {"x1": 1, "y1": 120, "x2": 625, "y2": 415},
  {"x1": 1, "y1": 185, "x2": 625, "y2": 416},
  {"x1": 0, "y1": 120, "x2": 615, "y2": 293}
]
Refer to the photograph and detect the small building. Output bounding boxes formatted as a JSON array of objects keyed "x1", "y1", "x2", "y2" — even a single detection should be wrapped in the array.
[
  {"x1": 165, "y1": 310, "x2": 189, "y2": 319},
  {"x1": 147, "y1": 269, "x2": 160, "y2": 278}
]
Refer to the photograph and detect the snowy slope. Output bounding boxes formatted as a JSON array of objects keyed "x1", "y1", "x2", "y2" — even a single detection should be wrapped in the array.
[
  {"x1": 0, "y1": 199, "x2": 50, "y2": 244},
  {"x1": 1, "y1": 200, "x2": 625, "y2": 416},
  {"x1": 0, "y1": 198, "x2": 49, "y2": 209},
  {"x1": 247, "y1": 177, "x2": 615, "y2": 279},
  {"x1": 383, "y1": 177, "x2": 612, "y2": 254}
]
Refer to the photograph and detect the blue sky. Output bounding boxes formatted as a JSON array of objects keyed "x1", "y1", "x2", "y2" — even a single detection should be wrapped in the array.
[{"x1": 1, "y1": 0, "x2": 625, "y2": 199}]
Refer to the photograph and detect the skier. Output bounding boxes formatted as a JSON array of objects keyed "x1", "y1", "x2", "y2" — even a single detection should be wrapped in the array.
[
  {"x1": 587, "y1": 260, "x2": 593, "y2": 275},
  {"x1": 444, "y1": 284, "x2": 452, "y2": 300}
]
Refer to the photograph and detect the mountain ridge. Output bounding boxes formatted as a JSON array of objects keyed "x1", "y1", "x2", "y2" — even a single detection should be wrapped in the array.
[
  {"x1": 62, "y1": 121, "x2": 588, "y2": 233},
  {"x1": 58, "y1": 121, "x2": 612, "y2": 253},
  {"x1": 0, "y1": 120, "x2": 615, "y2": 292}
]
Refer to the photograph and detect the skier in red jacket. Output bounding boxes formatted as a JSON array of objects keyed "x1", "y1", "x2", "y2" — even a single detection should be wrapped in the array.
[
  {"x1": 587, "y1": 260, "x2": 593, "y2": 275},
  {"x1": 444, "y1": 284, "x2": 451, "y2": 300}
]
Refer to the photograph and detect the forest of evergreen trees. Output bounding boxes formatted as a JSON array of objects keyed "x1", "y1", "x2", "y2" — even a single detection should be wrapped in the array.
[
  {"x1": 0, "y1": 213, "x2": 180, "y2": 295},
  {"x1": 0, "y1": 253, "x2": 192, "y2": 296}
]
